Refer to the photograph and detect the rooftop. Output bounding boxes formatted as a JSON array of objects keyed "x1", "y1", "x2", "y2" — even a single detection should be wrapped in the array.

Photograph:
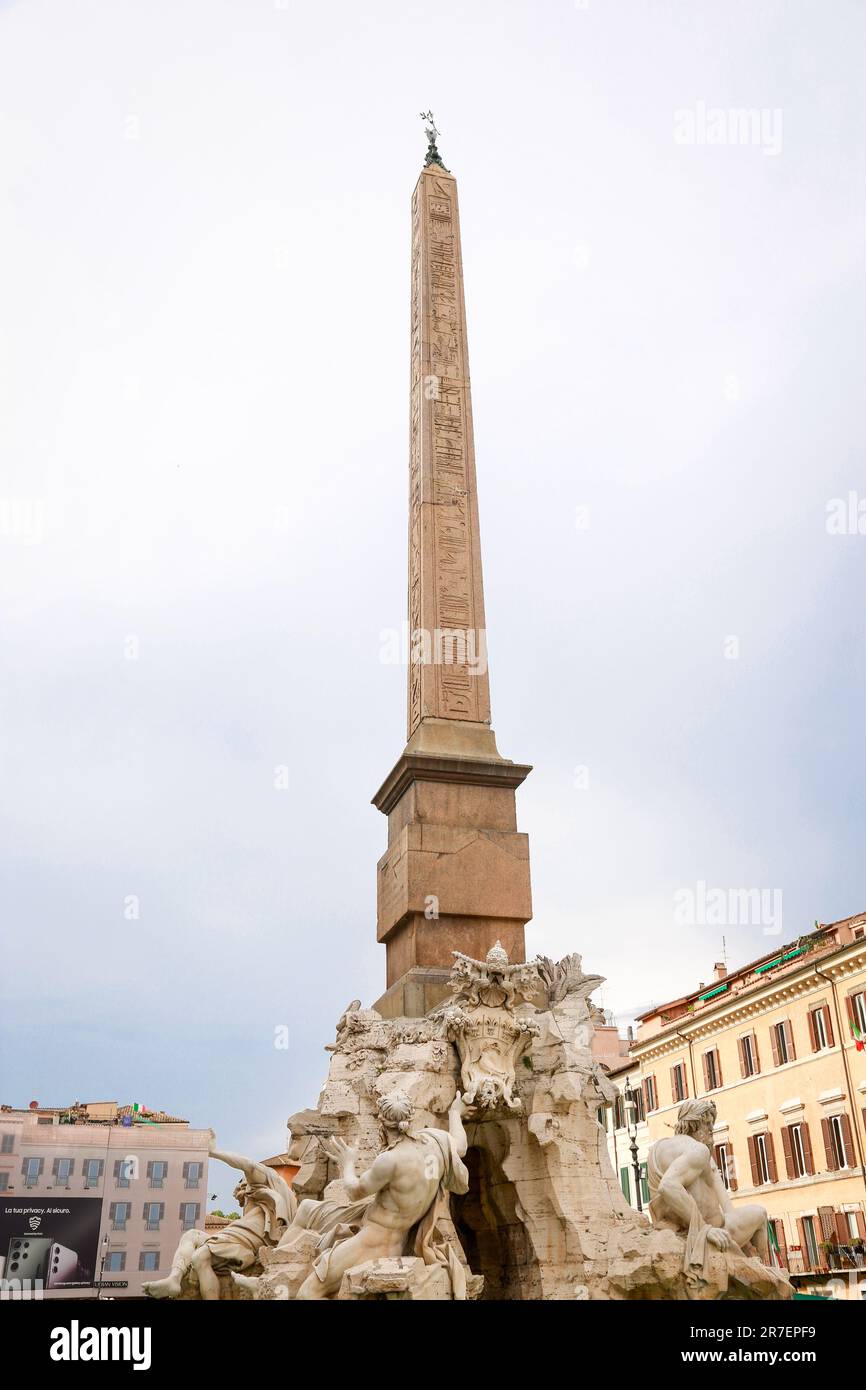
[{"x1": 635, "y1": 911, "x2": 866, "y2": 1043}]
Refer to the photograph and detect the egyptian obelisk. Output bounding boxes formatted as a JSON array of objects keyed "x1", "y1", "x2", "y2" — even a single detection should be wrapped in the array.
[{"x1": 372, "y1": 119, "x2": 532, "y2": 1017}]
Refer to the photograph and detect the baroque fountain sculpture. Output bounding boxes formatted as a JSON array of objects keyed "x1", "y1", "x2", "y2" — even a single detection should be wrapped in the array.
[{"x1": 148, "y1": 944, "x2": 791, "y2": 1301}]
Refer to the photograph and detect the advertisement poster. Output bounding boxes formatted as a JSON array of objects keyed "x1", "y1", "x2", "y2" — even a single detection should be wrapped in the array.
[{"x1": 0, "y1": 1197, "x2": 102, "y2": 1290}]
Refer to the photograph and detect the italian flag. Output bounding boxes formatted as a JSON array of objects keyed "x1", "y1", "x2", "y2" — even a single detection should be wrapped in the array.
[{"x1": 852, "y1": 1021, "x2": 864, "y2": 1053}]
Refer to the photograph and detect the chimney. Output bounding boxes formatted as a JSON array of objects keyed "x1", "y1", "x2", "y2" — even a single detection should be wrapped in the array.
[{"x1": 713, "y1": 961, "x2": 726, "y2": 982}]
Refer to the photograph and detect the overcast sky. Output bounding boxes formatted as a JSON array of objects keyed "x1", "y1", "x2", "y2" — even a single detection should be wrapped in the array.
[{"x1": 2, "y1": 0, "x2": 864, "y2": 1207}]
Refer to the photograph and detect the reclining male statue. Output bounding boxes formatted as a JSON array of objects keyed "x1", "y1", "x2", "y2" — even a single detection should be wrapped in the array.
[
  {"x1": 648, "y1": 1098, "x2": 789, "y2": 1295},
  {"x1": 262, "y1": 1087, "x2": 471, "y2": 1300},
  {"x1": 143, "y1": 1130, "x2": 295, "y2": 1300}
]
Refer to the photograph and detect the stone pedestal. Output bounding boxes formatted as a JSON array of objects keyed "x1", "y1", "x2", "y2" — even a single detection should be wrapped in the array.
[{"x1": 373, "y1": 720, "x2": 532, "y2": 1018}]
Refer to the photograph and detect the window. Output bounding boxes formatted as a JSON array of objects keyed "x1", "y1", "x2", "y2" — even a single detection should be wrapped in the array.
[
  {"x1": 83, "y1": 1158, "x2": 104, "y2": 1189},
  {"x1": 714, "y1": 1143, "x2": 737, "y2": 1191},
  {"x1": 147, "y1": 1160, "x2": 167, "y2": 1189},
  {"x1": 23, "y1": 1157, "x2": 43, "y2": 1188},
  {"x1": 670, "y1": 1063, "x2": 688, "y2": 1104},
  {"x1": 52, "y1": 1157, "x2": 73, "y2": 1185},
  {"x1": 847, "y1": 991, "x2": 866, "y2": 1036},
  {"x1": 183, "y1": 1161, "x2": 202, "y2": 1189},
  {"x1": 139, "y1": 1251, "x2": 160, "y2": 1273},
  {"x1": 739, "y1": 1032, "x2": 760, "y2": 1077},
  {"x1": 110, "y1": 1201, "x2": 131, "y2": 1230},
  {"x1": 771, "y1": 1020, "x2": 795, "y2": 1067},
  {"x1": 632, "y1": 1087, "x2": 645, "y2": 1123},
  {"x1": 619, "y1": 1167, "x2": 631, "y2": 1202},
  {"x1": 144, "y1": 1201, "x2": 164, "y2": 1230},
  {"x1": 824, "y1": 1114, "x2": 855, "y2": 1171},
  {"x1": 801, "y1": 1216, "x2": 819, "y2": 1269},
  {"x1": 702, "y1": 1047, "x2": 722, "y2": 1091},
  {"x1": 105, "y1": 1251, "x2": 126, "y2": 1273},
  {"x1": 0, "y1": 1174, "x2": 9, "y2": 1192},
  {"x1": 747, "y1": 1131, "x2": 777, "y2": 1186},
  {"x1": 808, "y1": 1005, "x2": 834, "y2": 1052},
  {"x1": 114, "y1": 1158, "x2": 133, "y2": 1187},
  {"x1": 1, "y1": 1134, "x2": 14, "y2": 1154},
  {"x1": 180, "y1": 1202, "x2": 200, "y2": 1230},
  {"x1": 642, "y1": 1075, "x2": 658, "y2": 1113},
  {"x1": 613, "y1": 1094, "x2": 626, "y2": 1130},
  {"x1": 783, "y1": 1122, "x2": 814, "y2": 1179}
]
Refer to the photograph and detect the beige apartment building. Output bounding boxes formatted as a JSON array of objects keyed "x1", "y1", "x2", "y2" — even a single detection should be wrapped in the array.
[
  {"x1": 615, "y1": 912, "x2": 866, "y2": 1298},
  {"x1": 0, "y1": 1099, "x2": 210, "y2": 1299}
]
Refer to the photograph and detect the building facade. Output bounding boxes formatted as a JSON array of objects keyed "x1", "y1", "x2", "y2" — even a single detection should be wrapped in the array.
[
  {"x1": 622, "y1": 913, "x2": 866, "y2": 1298},
  {"x1": 0, "y1": 1100, "x2": 210, "y2": 1299}
]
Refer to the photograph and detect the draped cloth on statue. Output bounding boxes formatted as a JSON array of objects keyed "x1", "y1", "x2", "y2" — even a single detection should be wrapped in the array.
[
  {"x1": 410, "y1": 1128, "x2": 470, "y2": 1301},
  {"x1": 206, "y1": 1168, "x2": 296, "y2": 1268},
  {"x1": 647, "y1": 1144, "x2": 711, "y2": 1277}
]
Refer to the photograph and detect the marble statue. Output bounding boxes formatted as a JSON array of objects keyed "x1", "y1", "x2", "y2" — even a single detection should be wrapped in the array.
[
  {"x1": 258, "y1": 1088, "x2": 470, "y2": 1300},
  {"x1": 648, "y1": 1099, "x2": 784, "y2": 1289},
  {"x1": 441, "y1": 942, "x2": 540, "y2": 1111},
  {"x1": 143, "y1": 1131, "x2": 295, "y2": 1300}
]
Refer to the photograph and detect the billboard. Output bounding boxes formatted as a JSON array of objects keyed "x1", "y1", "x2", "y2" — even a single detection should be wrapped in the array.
[{"x1": 0, "y1": 1197, "x2": 102, "y2": 1291}]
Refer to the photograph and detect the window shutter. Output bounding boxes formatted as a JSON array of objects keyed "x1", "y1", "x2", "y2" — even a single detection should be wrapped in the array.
[
  {"x1": 97, "y1": 1159, "x2": 104, "y2": 1177},
  {"x1": 109, "y1": 1202, "x2": 116, "y2": 1220},
  {"x1": 765, "y1": 1132, "x2": 778, "y2": 1183},
  {"x1": 796, "y1": 1217, "x2": 809, "y2": 1268},
  {"x1": 807, "y1": 1010, "x2": 818, "y2": 1052},
  {"x1": 143, "y1": 1201, "x2": 149, "y2": 1218},
  {"x1": 713, "y1": 1048, "x2": 722, "y2": 1087},
  {"x1": 669, "y1": 1066, "x2": 677, "y2": 1103},
  {"x1": 818, "y1": 1206, "x2": 835, "y2": 1243},
  {"x1": 146, "y1": 1161, "x2": 153, "y2": 1179},
  {"x1": 183, "y1": 1161, "x2": 189, "y2": 1179},
  {"x1": 781, "y1": 1125, "x2": 794, "y2": 1180},
  {"x1": 52, "y1": 1158, "x2": 60, "y2": 1177},
  {"x1": 747, "y1": 1135, "x2": 759, "y2": 1186},
  {"x1": 775, "y1": 1220, "x2": 788, "y2": 1270},
  {"x1": 159, "y1": 1202, "x2": 165, "y2": 1219},
  {"x1": 840, "y1": 1113, "x2": 855, "y2": 1167},
  {"x1": 856, "y1": 1210, "x2": 866, "y2": 1240},
  {"x1": 751, "y1": 1032, "x2": 760, "y2": 1072},
  {"x1": 783, "y1": 1019, "x2": 796, "y2": 1061},
  {"x1": 770, "y1": 1025, "x2": 781, "y2": 1067},
  {"x1": 801, "y1": 1123, "x2": 815, "y2": 1175},
  {"x1": 845, "y1": 993, "x2": 856, "y2": 1029},
  {"x1": 728, "y1": 1150, "x2": 738, "y2": 1191},
  {"x1": 835, "y1": 1212, "x2": 850, "y2": 1244},
  {"x1": 682, "y1": 1066, "x2": 688, "y2": 1099},
  {"x1": 194, "y1": 1203, "x2": 200, "y2": 1221},
  {"x1": 702, "y1": 1053, "x2": 710, "y2": 1090},
  {"x1": 68, "y1": 1160, "x2": 74, "y2": 1176},
  {"x1": 737, "y1": 1036, "x2": 746, "y2": 1078},
  {"x1": 113, "y1": 1160, "x2": 121, "y2": 1177},
  {"x1": 821, "y1": 1117, "x2": 837, "y2": 1171},
  {"x1": 179, "y1": 1203, "x2": 185, "y2": 1220},
  {"x1": 821, "y1": 1005, "x2": 834, "y2": 1047}
]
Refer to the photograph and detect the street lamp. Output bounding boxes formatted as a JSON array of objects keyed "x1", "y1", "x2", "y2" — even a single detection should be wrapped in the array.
[
  {"x1": 96, "y1": 1232, "x2": 109, "y2": 1300},
  {"x1": 623, "y1": 1080, "x2": 643, "y2": 1213}
]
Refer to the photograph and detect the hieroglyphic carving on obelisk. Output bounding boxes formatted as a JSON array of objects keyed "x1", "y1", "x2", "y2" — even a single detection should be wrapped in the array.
[{"x1": 408, "y1": 164, "x2": 492, "y2": 739}]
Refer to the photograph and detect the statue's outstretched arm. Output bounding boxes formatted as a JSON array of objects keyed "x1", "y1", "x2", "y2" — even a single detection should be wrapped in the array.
[
  {"x1": 208, "y1": 1132, "x2": 267, "y2": 1185},
  {"x1": 321, "y1": 1137, "x2": 395, "y2": 1201},
  {"x1": 657, "y1": 1147, "x2": 710, "y2": 1231}
]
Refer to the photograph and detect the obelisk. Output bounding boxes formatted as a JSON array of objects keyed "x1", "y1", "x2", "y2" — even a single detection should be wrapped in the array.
[{"x1": 372, "y1": 120, "x2": 532, "y2": 1018}]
